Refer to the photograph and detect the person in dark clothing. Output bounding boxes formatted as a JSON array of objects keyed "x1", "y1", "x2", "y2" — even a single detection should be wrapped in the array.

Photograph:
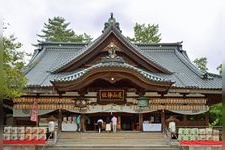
[
  {"x1": 97, "y1": 118, "x2": 103, "y2": 133},
  {"x1": 46, "y1": 128, "x2": 54, "y2": 140},
  {"x1": 105, "y1": 117, "x2": 111, "y2": 132}
]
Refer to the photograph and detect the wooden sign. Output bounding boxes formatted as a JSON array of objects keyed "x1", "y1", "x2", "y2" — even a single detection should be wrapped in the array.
[{"x1": 99, "y1": 90, "x2": 124, "y2": 102}]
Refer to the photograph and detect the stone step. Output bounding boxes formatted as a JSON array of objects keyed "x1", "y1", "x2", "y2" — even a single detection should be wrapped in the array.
[
  {"x1": 42, "y1": 145, "x2": 180, "y2": 150},
  {"x1": 58, "y1": 132, "x2": 165, "y2": 139},
  {"x1": 41, "y1": 132, "x2": 181, "y2": 150}
]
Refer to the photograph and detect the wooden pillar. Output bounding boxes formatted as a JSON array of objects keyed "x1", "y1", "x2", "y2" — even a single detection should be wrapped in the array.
[
  {"x1": 161, "y1": 110, "x2": 165, "y2": 130},
  {"x1": 58, "y1": 94, "x2": 62, "y2": 131},
  {"x1": 81, "y1": 114, "x2": 85, "y2": 132},
  {"x1": 13, "y1": 117, "x2": 16, "y2": 126},
  {"x1": 36, "y1": 116, "x2": 39, "y2": 127},
  {"x1": 117, "y1": 116, "x2": 121, "y2": 130},
  {"x1": 205, "y1": 111, "x2": 209, "y2": 127},
  {"x1": 58, "y1": 109, "x2": 62, "y2": 131},
  {"x1": 183, "y1": 115, "x2": 187, "y2": 126},
  {"x1": 138, "y1": 113, "x2": 143, "y2": 131},
  {"x1": 36, "y1": 97, "x2": 39, "y2": 127}
]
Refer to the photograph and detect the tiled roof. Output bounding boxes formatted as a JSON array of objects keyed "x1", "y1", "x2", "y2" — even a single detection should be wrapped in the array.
[
  {"x1": 137, "y1": 46, "x2": 222, "y2": 89},
  {"x1": 52, "y1": 61, "x2": 173, "y2": 83},
  {"x1": 24, "y1": 42, "x2": 222, "y2": 90},
  {"x1": 24, "y1": 23, "x2": 222, "y2": 90},
  {"x1": 24, "y1": 44, "x2": 85, "y2": 87}
]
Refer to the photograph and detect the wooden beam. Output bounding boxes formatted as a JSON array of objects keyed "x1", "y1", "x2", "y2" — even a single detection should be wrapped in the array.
[{"x1": 169, "y1": 88, "x2": 222, "y2": 94}]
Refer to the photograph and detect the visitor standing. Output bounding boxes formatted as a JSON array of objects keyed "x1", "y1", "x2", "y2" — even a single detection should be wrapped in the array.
[
  {"x1": 111, "y1": 116, "x2": 117, "y2": 133},
  {"x1": 105, "y1": 117, "x2": 111, "y2": 133},
  {"x1": 76, "y1": 115, "x2": 81, "y2": 132},
  {"x1": 97, "y1": 118, "x2": 104, "y2": 133}
]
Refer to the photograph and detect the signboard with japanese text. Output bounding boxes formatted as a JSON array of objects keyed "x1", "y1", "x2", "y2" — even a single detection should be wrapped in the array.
[{"x1": 99, "y1": 90, "x2": 124, "y2": 102}]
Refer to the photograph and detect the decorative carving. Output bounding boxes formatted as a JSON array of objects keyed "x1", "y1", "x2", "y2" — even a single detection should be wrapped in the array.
[
  {"x1": 102, "y1": 12, "x2": 121, "y2": 33},
  {"x1": 101, "y1": 43, "x2": 124, "y2": 63},
  {"x1": 108, "y1": 44, "x2": 117, "y2": 59},
  {"x1": 74, "y1": 99, "x2": 87, "y2": 108}
]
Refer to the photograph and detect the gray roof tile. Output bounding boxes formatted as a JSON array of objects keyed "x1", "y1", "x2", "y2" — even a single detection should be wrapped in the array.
[{"x1": 24, "y1": 37, "x2": 222, "y2": 90}]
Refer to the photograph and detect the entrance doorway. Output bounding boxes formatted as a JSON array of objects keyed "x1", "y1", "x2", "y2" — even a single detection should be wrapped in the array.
[
  {"x1": 121, "y1": 113, "x2": 138, "y2": 130},
  {"x1": 85, "y1": 112, "x2": 139, "y2": 131}
]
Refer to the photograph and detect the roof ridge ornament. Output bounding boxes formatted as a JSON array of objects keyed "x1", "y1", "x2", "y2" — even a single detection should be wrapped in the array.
[
  {"x1": 102, "y1": 12, "x2": 122, "y2": 33},
  {"x1": 101, "y1": 43, "x2": 124, "y2": 63}
]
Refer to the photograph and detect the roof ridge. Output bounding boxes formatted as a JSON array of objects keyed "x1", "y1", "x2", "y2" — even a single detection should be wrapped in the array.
[
  {"x1": 111, "y1": 27, "x2": 172, "y2": 74},
  {"x1": 39, "y1": 41, "x2": 89, "y2": 46},
  {"x1": 207, "y1": 72, "x2": 222, "y2": 78},
  {"x1": 174, "y1": 48, "x2": 204, "y2": 78},
  {"x1": 135, "y1": 42, "x2": 183, "y2": 46},
  {"x1": 50, "y1": 27, "x2": 112, "y2": 73},
  {"x1": 23, "y1": 47, "x2": 47, "y2": 75}
]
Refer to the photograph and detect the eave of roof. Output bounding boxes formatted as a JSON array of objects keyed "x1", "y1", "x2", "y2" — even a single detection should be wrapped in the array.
[{"x1": 51, "y1": 61, "x2": 174, "y2": 84}]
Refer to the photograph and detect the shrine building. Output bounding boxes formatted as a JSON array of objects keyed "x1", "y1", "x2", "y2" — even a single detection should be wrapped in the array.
[{"x1": 10, "y1": 14, "x2": 222, "y2": 132}]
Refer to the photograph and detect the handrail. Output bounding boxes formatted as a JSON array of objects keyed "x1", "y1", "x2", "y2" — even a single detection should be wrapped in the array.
[
  {"x1": 163, "y1": 127, "x2": 185, "y2": 150},
  {"x1": 41, "y1": 131, "x2": 53, "y2": 150},
  {"x1": 41, "y1": 130, "x2": 58, "y2": 150}
]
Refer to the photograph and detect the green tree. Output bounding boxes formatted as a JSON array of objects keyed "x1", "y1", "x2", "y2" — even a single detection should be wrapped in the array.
[
  {"x1": 193, "y1": 58, "x2": 222, "y2": 126},
  {"x1": 3, "y1": 34, "x2": 27, "y2": 99},
  {"x1": 193, "y1": 57, "x2": 208, "y2": 72},
  {"x1": 37, "y1": 16, "x2": 92, "y2": 43},
  {"x1": 209, "y1": 64, "x2": 222, "y2": 126},
  {"x1": 216, "y1": 64, "x2": 222, "y2": 75},
  {"x1": 129, "y1": 23, "x2": 161, "y2": 43},
  {"x1": 209, "y1": 103, "x2": 222, "y2": 126}
]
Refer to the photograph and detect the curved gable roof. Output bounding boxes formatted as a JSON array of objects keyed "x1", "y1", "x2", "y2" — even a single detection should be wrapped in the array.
[{"x1": 50, "y1": 22, "x2": 171, "y2": 74}]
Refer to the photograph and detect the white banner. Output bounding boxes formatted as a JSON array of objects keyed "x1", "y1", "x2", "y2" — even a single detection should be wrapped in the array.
[{"x1": 30, "y1": 100, "x2": 38, "y2": 122}]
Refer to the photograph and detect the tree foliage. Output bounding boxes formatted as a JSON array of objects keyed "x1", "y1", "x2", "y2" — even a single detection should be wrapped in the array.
[
  {"x1": 193, "y1": 57, "x2": 208, "y2": 72},
  {"x1": 210, "y1": 64, "x2": 222, "y2": 126},
  {"x1": 193, "y1": 57, "x2": 222, "y2": 126},
  {"x1": 216, "y1": 64, "x2": 222, "y2": 75},
  {"x1": 129, "y1": 23, "x2": 161, "y2": 43},
  {"x1": 209, "y1": 103, "x2": 222, "y2": 126},
  {"x1": 37, "y1": 16, "x2": 92, "y2": 43},
  {"x1": 3, "y1": 34, "x2": 27, "y2": 99}
]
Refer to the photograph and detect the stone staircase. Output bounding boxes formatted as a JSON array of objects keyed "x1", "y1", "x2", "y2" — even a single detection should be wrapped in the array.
[{"x1": 40, "y1": 131, "x2": 181, "y2": 150}]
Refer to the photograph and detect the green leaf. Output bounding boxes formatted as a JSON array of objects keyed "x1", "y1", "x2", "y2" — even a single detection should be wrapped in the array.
[
  {"x1": 37, "y1": 16, "x2": 92, "y2": 43},
  {"x1": 3, "y1": 33, "x2": 27, "y2": 99},
  {"x1": 129, "y1": 23, "x2": 161, "y2": 43}
]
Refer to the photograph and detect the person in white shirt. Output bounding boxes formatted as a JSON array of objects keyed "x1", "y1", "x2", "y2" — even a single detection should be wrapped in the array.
[
  {"x1": 169, "y1": 121, "x2": 176, "y2": 139},
  {"x1": 105, "y1": 117, "x2": 111, "y2": 133},
  {"x1": 97, "y1": 118, "x2": 103, "y2": 133},
  {"x1": 169, "y1": 121, "x2": 176, "y2": 133},
  {"x1": 111, "y1": 116, "x2": 117, "y2": 133}
]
